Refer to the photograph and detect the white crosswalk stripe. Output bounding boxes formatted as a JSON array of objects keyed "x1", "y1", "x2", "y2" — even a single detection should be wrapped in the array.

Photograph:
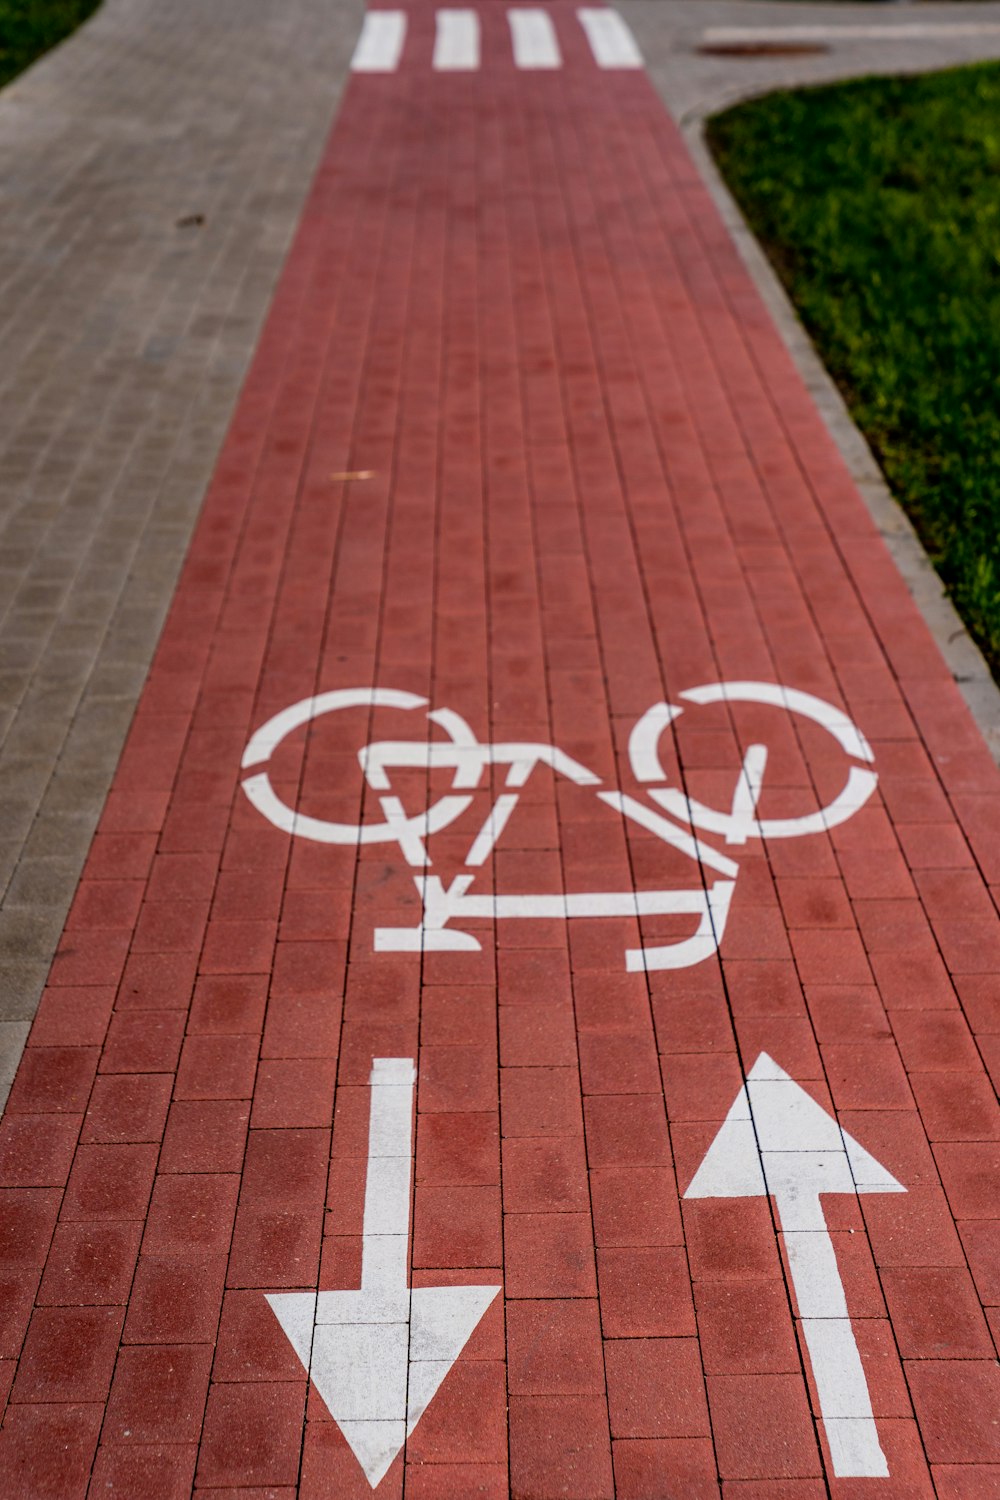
[
  {"x1": 351, "y1": 10, "x2": 408, "y2": 72},
  {"x1": 350, "y1": 7, "x2": 645, "y2": 75},
  {"x1": 508, "y1": 8, "x2": 562, "y2": 69},
  {"x1": 434, "y1": 9, "x2": 481, "y2": 70},
  {"x1": 577, "y1": 8, "x2": 643, "y2": 67}
]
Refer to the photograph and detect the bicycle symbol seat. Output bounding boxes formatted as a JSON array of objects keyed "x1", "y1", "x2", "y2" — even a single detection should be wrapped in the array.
[{"x1": 240, "y1": 682, "x2": 877, "y2": 973}]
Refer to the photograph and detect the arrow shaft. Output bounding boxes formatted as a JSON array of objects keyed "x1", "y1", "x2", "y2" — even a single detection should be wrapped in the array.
[
  {"x1": 774, "y1": 1194, "x2": 887, "y2": 1479},
  {"x1": 685, "y1": 1059, "x2": 905, "y2": 1483},
  {"x1": 268, "y1": 1061, "x2": 500, "y2": 1490},
  {"x1": 362, "y1": 1058, "x2": 417, "y2": 1293}
]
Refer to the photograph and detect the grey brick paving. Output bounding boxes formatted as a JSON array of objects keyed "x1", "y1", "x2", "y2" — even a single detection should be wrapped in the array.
[{"x1": 0, "y1": 0, "x2": 362, "y2": 1095}]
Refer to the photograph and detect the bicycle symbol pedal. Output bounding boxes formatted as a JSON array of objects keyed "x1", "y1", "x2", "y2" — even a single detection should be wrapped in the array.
[{"x1": 240, "y1": 683, "x2": 877, "y2": 973}]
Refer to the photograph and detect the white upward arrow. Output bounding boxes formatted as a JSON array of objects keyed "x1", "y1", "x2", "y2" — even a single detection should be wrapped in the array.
[
  {"x1": 266, "y1": 1058, "x2": 500, "y2": 1489},
  {"x1": 684, "y1": 1052, "x2": 906, "y2": 1480}
]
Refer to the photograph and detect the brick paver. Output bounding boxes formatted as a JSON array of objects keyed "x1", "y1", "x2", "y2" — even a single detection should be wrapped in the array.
[{"x1": 1, "y1": 3, "x2": 999, "y2": 1495}]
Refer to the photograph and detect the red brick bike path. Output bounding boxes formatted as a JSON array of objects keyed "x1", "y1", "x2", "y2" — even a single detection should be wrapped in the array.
[{"x1": 2, "y1": 4, "x2": 1000, "y2": 1495}]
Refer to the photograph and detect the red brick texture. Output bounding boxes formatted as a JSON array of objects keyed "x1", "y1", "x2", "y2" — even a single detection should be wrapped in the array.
[{"x1": 0, "y1": 3, "x2": 998, "y2": 1495}]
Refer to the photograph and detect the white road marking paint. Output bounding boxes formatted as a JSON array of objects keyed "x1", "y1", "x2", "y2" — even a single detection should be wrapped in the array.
[
  {"x1": 466, "y1": 793, "x2": 520, "y2": 866},
  {"x1": 633, "y1": 682, "x2": 877, "y2": 842},
  {"x1": 375, "y1": 875, "x2": 735, "y2": 970},
  {"x1": 630, "y1": 683, "x2": 875, "y2": 777},
  {"x1": 685, "y1": 1054, "x2": 906, "y2": 1479},
  {"x1": 627, "y1": 700, "x2": 682, "y2": 783},
  {"x1": 600, "y1": 790, "x2": 739, "y2": 878},
  {"x1": 652, "y1": 764, "x2": 878, "y2": 842},
  {"x1": 241, "y1": 770, "x2": 471, "y2": 853},
  {"x1": 241, "y1": 682, "x2": 877, "y2": 970},
  {"x1": 361, "y1": 735, "x2": 600, "y2": 793},
  {"x1": 241, "y1": 687, "x2": 427, "y2": 769},
  {"x1": 577, "y1": 7, "x2": 644, "y2": 67},
  {"x1": 433, "y1": 9, "x2": 480, "y2": 70},
  {"x1": 724, "y1": 743, "x2": 768, "y2": 846},
  {"x1": 242, "y1": 689, "x2": 477, "y2": 858},
  {"x1": 377, "y1": 795, "x2": 432, "y2": 867},
  {"x1": 703, "y1": 22, "x2": 1000, "y2": 42},
  {"x1": 267, "y1": 1059, "x2": 500, "y2": 1489},
  {"x1": 350, "y1": 10, "x2": 407, "y2": 72},
  {"x1": 508, "y1": 9, "x2": 563, "y2": 69},
  {"x1": 349, "y1": 12, "x2": 984, "y2": 78}
]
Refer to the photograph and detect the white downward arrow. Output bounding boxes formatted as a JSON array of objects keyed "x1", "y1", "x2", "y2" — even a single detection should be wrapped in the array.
[
  {"x1": 266, "y1": 1058, "x2": 500, "y2": 1489},
  {"x1": 684, "y1": 1052, "x2": 906, "y2": 1480}
]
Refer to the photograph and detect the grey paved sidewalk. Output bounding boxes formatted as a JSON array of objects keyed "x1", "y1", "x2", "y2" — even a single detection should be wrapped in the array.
[
  {"x1": 619, "y1": 0, "x2": 1000, "y2": 122},
  {"x1": 0, "y1": 0, "x2": 362, "y2": 1087}
]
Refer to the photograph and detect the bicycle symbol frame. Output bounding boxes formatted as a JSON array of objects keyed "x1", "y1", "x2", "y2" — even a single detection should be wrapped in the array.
[{"x1": 240, "y1": 683, "x2": 877, "y2": 973}]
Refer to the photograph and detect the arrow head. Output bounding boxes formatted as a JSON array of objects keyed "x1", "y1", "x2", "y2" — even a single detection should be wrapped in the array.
[
  {"x1": 266, "y1": 1283, "x2": 500, "y2": 1489},
  {"x1": 683, "y1": 1091, "x2": 766, "y2": 1201},
  {"x1": 684, "y1": 1053, "x2": 906, "y2": 1207}
]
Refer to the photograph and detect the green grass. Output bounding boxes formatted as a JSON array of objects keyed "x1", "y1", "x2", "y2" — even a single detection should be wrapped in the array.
[
  {"x1": 708, "y1": 64, "x2": 1000, "y2": 674},
  {"x1": 0, "y1": 0, "x2": 101, "y2": 89}
]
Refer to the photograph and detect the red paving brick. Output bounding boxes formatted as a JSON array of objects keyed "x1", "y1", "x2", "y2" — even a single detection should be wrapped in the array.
[{"x1": 1, "y1": 3, "x2": 999, "y2": 1494}]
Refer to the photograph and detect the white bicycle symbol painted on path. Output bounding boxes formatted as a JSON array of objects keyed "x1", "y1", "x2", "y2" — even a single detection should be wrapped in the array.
[{"x1": 240, "y1": 683, "x2": 877, "y2": 973}]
